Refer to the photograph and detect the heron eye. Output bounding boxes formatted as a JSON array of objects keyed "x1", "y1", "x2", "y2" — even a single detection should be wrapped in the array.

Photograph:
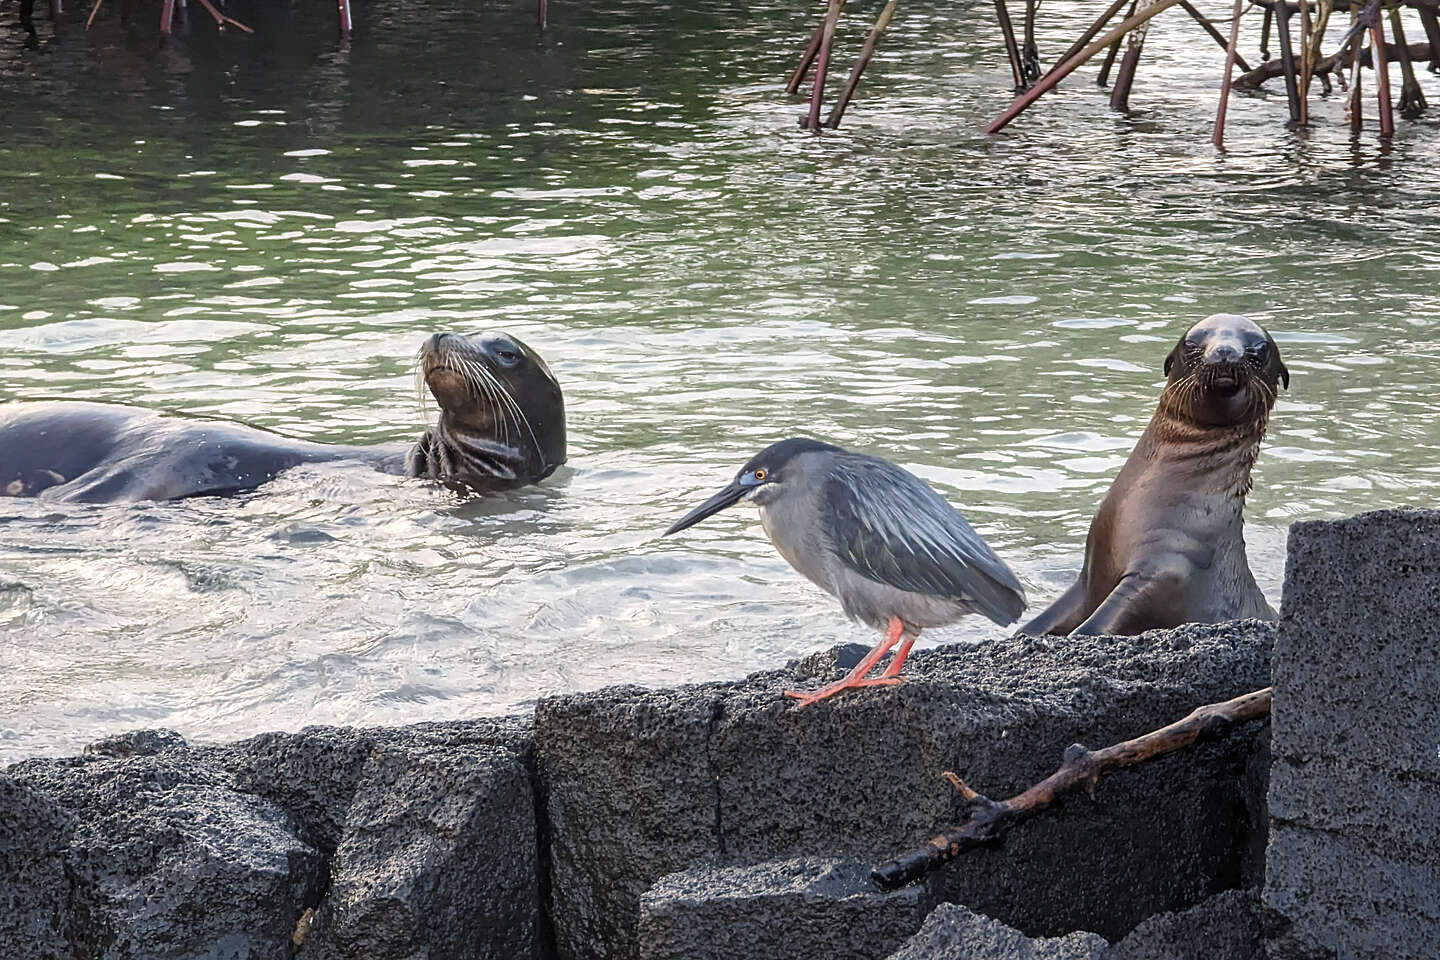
[{"x1": 753, "y1": 469, "x2": 767, "y2": 481}]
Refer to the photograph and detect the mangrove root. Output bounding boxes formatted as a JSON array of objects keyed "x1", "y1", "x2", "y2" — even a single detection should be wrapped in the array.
[
  {"x1": 871, "y1": 686, "x2": 1273, "y2": 890},
  {"x1": 1233, "y1": 40, "x2": 1433, "y2": 89}
]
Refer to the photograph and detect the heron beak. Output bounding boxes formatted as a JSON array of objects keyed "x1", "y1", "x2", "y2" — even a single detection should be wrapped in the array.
[{"x1": 664, "y1": 480, "x2": 748, "y2": 536}]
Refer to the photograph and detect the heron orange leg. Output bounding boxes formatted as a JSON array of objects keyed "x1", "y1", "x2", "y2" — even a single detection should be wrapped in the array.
[
  {"x1": 876, "y1": 631, "x2": 917, "y2": 680},
  {"x1": 784, "y1": 616, "x2": 911, "y2": 709}
]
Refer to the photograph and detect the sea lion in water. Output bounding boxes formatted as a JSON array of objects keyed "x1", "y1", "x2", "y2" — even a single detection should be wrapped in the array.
[
  {"x1": 1019, "y1": 313, "x2": 1287, "y2": 637},
  {"x1": 0, "y1": 330, "x2": 565, "y2": 503}
]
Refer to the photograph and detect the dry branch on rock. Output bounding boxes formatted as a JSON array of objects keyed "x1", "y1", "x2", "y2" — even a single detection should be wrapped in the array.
[{"x1": 872, "y1": 687, "x2": 1273, "y2": 890}]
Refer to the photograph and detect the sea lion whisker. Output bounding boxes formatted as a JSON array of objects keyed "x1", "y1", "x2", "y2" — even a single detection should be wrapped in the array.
[
  {"x1": 413, "y1": 359, "x2": 430, "y2": 418},
  {"x1": 453, "y1": 355, "x2": 495, "y2": 420},
  {"x1": 448, "y1": 354, "x2": 505, "y2": 440},
  {"x1": 462, "y1": 357, "x2": 514, "y2": 445},
  {"x1": 472, "y1": 359, "x2": 541, "y2": 457}
]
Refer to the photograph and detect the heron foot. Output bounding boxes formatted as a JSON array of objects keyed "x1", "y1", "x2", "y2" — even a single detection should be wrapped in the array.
[{"x1": 783, "y1": 676, "x2": 905, "y2": 709}]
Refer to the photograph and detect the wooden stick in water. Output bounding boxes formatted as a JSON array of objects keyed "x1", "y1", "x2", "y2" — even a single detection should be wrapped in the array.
[
  {"x1": 1390, "y1": 5, "x2": 1428, "y2": 116},
  {"x1": 1022, "y1": 0, "x2": 1041, "y2": 83},
  {"x1": 826, "y1": 0, "x2": 902, "y2": 128},
  {"x1": 1372, "y1": 13, "x2": 1395, "y2": 135},
  {"x1": 191, "y1": 0, "x2": 252, "y2": 33},
  {"x1": 1213, "y1": 0, "x2": 1248, "y2": 148},
  {"x1": 986, "y1": 0, "x2": 1189, "y2": 133},
  {"x1": 1098, "y1": 0, "x2": 1139, "y2": 86},
  {"x1": 1297, "y1": 0, "x2": 1314, "y2": 125},
  {"x1": 1348, "y1": 12, "x2": 1366, "y2": 132},
  {"x1": 1109, "y1": 32, "x2": 1146, "y2": 110},
  {"x1": 1419, "y1": 6, "x2": 1440, "y2": 74},
  {"x1": 805, "y1": 0, "x2": 845, "y2": 131},
  {"x1": 996, "y1": 0, "x2": 1027, "y2": 90},
  {"x1": 1270, "y1": 0, "x2": 1303, "y2": 122},
  {"x1": 786, "y1": 20, "x2": 828, "y2": 95},
  {"x1": 1047, "y1": 0, "x2": 1130, "y2": 82}
]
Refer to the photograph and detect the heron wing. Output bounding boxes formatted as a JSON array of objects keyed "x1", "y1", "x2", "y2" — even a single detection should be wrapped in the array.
[{"x1": 822, "y1": 454, "x2": 1026, "y2": 626}]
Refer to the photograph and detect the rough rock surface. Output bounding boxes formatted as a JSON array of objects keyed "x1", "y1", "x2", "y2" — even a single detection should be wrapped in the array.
[
  {"x1": 0, "y1": 774, "x2": 82, "y2": 960},
  {"x1": 1108, "y1": 888, "x2": 1262, "y2": 960},
  {"x1": 885, "y1": 902, "x2": 1108, "y2": 960},
  {"x1": 83, "y1": 727, "x2": 188, "y2": 759},
  {"x1": 6, "y1": 750, "x2": 322, "y2": 960},
  {"x1": 1, "y1": 717, "x2": 541, "y2": 960},
  {"x1": 888, "y1": 888, "x2": 1261, "y2": 960},
  {"x1": 1264, "y1": 510, "x2": 1440, "y2": 960},
  {"x1": 536, "y1": 621, "x2": 1273, "y2": 959},
  {"x1": 210, "y1": 715, "x2": 533, "y2": 855},
  {"x1": 638, "y1": 856, "x2": 939, "y2": 960},
  {"x1": 296, "y1": 727, "x2": 539, "y2": 960}
]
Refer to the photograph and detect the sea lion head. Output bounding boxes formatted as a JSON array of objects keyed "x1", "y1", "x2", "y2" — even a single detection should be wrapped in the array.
[
  {"x1": 1162, "y1": 313, "x2": 1288, "y2": 427},
  {"x1": 413, "y1": 330, "x2": 566, "y2": 491}
]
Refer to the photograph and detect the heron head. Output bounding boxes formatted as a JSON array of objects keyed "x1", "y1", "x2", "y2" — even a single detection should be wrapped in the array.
[{"x1": 663, "y1": 437, "x2": 843, "y2": 535}]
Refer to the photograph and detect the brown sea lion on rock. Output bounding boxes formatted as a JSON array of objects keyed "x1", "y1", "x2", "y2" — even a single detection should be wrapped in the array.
[
  {"x1": 0, "y1": 330, "x2": 566, "y2": 503},
  {"x1": 1019, "y1": 313, "x2": 1287, "y2": 637}
]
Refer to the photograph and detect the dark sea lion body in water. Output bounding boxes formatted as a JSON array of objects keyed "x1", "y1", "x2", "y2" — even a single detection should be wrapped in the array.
[
  {"x1": 1020, "y1": 313, "x2": 1288, "y2": 637},
  {"x1": 0, "y1": 330, "x2": 565, "y2": 503}
]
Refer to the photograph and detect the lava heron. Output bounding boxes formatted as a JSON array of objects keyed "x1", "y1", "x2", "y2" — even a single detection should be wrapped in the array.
[{"x1": 664, "y1": 438, "x2": 1026, "y2": 707}]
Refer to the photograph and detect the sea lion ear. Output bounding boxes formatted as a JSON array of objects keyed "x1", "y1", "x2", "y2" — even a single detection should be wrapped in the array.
[{"x1": 1278, "y1": 361, "x2": 1290, "y2": 390}]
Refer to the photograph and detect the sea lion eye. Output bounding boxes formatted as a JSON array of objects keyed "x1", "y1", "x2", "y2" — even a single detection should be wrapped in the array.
[{"x1": 497, "y1": 349, "x2": 519, "y2": 364}]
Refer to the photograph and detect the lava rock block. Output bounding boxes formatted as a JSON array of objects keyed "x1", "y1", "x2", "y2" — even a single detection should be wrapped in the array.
[
  {"x1": 537, "y1": 621, "x2": 1273, "y2": 959},
  {"x1": 5, "y1": 751, "x2": 322, "y2": 960},
  {"x1": 637, "y1": 856, "x2": 940, "y2": 960},
  {"x1": 537, "y1": 682, "x2": 728, "y2": 960},
  {"x1": 211, "y1": 726, "x2": 381, "y2": 855},
  {"x1": 885, "y1": 902, "x2": 1108, "y2": 960},
  {"x1": 0, "y1": 774, "x2": 84, "y2": 960},
  {"x1": 1264, "y1": 510, "x2": 1440, "y2": 960},
  {"x1": 297, "y1": 736, "x2": 540, "y2": 960},
  {"x1": 1108, "y1": 888, "x2": 1262, "y2": 960},
  {"x1": 212, "y1": 715, "x2": 533, "y2": 856},
  {"x1": 890, "y1": 888, "x2": 1261, "y2": 960}
]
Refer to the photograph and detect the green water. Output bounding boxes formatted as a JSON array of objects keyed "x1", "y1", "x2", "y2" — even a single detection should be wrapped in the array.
[{"x1": 1, "y1": 0, "x2": 1437, "y2": 761}]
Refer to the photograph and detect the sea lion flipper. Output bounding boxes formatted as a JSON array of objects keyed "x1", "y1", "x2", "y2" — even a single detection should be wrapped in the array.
[
  {"x1": 1069, "y1": 570, "x2": 1184, "y2": 637},
  {"x1": 1016, "y1": 580, "x2": 1091, "y2": 637}
]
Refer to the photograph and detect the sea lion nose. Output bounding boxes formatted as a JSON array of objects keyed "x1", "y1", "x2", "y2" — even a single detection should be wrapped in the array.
[
  {"x1": 1205, "y1": 340, "x2": 1243, "y2": 364},
  {"x1": 424, "y1": 332, "x2": 454, "y2": 354}
]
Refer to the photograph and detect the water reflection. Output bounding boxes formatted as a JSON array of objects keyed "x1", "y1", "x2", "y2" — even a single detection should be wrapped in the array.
[{"x1": 1, "y1": 0, "x2": 1438, "y2": 761}]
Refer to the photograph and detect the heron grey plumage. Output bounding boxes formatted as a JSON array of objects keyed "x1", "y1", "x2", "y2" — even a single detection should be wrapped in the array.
[{"x1": 664, "y1": 438, "x2": 1026, "y2": 707}]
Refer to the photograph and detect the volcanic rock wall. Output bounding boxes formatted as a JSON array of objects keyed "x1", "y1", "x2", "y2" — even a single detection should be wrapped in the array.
[{"x1": 3, "y1": 508, "x2": 1433, "y2": 960}]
